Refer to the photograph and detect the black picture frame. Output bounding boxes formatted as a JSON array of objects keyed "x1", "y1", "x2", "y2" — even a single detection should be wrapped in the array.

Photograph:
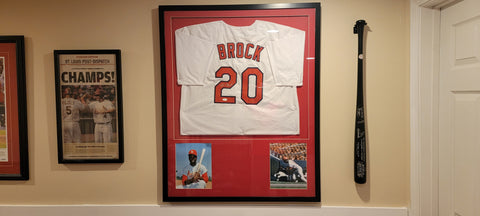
[
  {"x1": 54, "y1": 49, "x2": 124, "y2": 163},
  {"x1": 0, "y1": 36, "x2": 29, "y2": 180},
  {"x1": 159, "y1": 3, "x2": 320, "y2": 202}
]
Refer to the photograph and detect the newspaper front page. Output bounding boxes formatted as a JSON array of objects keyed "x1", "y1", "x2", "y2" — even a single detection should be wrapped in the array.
[{"x1": 58, "y1": 54, "x2": 120, "y2": 160}]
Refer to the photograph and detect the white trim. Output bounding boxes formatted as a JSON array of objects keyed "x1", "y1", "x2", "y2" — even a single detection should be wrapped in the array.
[
  {"x1": 417, "y1": 0, "x2": 462, "y2": 9},
  {"x1": 410, "y1": 1, "x2": 443, "y2": 216},
  {"x1": 410, "y1": 3, "x2": 422, "y2": 216},
  {"x1": 0, "y1": 205, "x2": 408, "y2": 216}
]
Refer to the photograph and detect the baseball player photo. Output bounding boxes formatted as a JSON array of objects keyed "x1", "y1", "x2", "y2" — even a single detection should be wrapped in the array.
[
  {"x1": 270, "y1": 143, "x2": 307, "y2": 189},
  {"x1": 175, "y1": 20, "x2": 305, "y2": 135},
  {"x1": 87, "y1": 89, "x2": 116, "y2": 143},
  {"x1": 61, "y1": 87, "x2": 87, "y2": 143},
  {"x1": 60, "y1": 85, "x2": 118, "y2": 144},
  {"x1": 175, "y1": 143, "x2": 212, "y2": 189}
]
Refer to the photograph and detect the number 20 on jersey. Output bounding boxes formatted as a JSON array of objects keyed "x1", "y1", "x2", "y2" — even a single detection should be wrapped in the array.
[{"x1": 214, "y1": 67, "x2": 263, "y2": 105}]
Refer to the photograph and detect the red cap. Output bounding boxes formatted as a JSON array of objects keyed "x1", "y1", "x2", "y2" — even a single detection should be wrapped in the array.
[{"x1": 188, "y1": 149, "x2": 197, "y2": 156}]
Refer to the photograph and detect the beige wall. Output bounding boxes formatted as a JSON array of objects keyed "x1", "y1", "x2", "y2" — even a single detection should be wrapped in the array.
[{"x1": 0, "y1": 0, "x2": 410, "y2": 207}]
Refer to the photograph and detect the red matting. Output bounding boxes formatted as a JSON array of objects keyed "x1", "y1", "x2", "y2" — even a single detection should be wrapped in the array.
[
  {"x1": 0, "y1": 43, "x2": 21, "y2": 175},
  {"x1": 163, "y1": 8, "x2": 318, "y2": 198}
]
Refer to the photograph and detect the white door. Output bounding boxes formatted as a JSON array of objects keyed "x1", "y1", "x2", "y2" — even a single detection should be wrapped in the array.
[{"x1": 439, "y1": 0, "x2": 480, "y2": 215}]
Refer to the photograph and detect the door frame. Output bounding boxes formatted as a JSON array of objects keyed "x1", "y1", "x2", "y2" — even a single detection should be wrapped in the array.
[{"x1": 410, "y1": 1, "x2": 462, "y2": 216}]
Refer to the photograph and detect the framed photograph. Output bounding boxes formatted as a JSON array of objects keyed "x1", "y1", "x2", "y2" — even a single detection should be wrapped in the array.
[
  {"x1": 159, "y1": 3, "x2": 320, "y2": 201},
  {"x1": 0, "y1": 36, "x2": 28, "y2": 180},
  {"x1": 54, "y1": 50, "x2": 124, "y2": 163}
]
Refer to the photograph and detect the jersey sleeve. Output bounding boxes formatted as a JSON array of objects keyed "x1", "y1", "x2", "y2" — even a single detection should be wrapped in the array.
[
  {"x1": 199, "y1": 165, "x2": 208, "y2": 183},
  {"x1": 175, "y1": 26, "x2": 216, "y2": 86},
  {"x1": 105, "y1": 101, "x2": 115, "y2": 110},
  {"x1": 266, "y1": 27, "x2": 305, "y2": 87},
  {"x1": 180, "y1": 165, "x2": 189, "y2": 185}
]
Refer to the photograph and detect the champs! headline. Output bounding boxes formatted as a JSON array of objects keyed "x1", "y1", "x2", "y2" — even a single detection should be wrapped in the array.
[{"x1": 61, "y1": 71, "x2": 115, "y2": 84}]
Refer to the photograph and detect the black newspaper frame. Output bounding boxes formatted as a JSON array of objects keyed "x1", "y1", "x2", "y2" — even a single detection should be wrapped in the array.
[{"x1": 54, "y1": 50, "x2": 124, "y2": 163}]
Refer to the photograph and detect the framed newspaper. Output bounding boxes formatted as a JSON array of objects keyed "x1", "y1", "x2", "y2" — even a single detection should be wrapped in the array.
[
  {"x1": 54, "y1": 50, "x2": 124, "y2": 163},
  {"x1": 0, "y1": 36, "x2": 29, "y2": 180},
  {"x1": 159, "y1": 3, "x2": 320, "y2": 201}
]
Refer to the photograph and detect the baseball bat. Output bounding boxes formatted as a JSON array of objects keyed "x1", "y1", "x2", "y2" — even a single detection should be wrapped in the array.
[
  {"x1": 353, "y1": 20, "x2": 367, "y2": 184},
  {"x1": 194, "y1": 148, "x2": 206, "y2": 173}
]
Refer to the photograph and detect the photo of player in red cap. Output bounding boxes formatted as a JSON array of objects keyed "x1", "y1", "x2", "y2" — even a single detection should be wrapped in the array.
[{"x1": 175, "y1": 143, "x2": 212, "y2": 189}]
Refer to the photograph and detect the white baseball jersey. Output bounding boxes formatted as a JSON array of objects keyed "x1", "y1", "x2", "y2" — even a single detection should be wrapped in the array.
[
  {"x1": 62, "y1": 97, "x2": 85, "y2": 122},
  {"x1": 89, "y1": 100, "x2": 115, "y2": 123},
  {"x1": 286, "y1": 159, "x2": 307, "y2": 182},
  {"x1": 179, "y1": 163, "x2": 208, "y2": 189},
  {"x1": 175, "y1": 20, "x2": 305, "y2": 135},
  {"x1": 286, "y1": 159, "x2": 303, "y2": 170}
]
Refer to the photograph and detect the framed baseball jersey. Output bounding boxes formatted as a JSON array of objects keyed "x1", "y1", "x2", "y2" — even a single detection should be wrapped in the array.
[{"x1": 160, "y1": 3, "x2": 320, "y2": 202}]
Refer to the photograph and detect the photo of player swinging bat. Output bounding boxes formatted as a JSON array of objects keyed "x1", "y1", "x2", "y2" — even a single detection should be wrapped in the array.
[{"x1": 354, "y1": 20, "x2": 367, "y2": 184}]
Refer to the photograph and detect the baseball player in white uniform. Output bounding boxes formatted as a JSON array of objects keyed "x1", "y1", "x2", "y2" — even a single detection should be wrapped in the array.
[
  {"x1": 177, "y1": 149, "x2": 209, "y2": 189},
  {"x1": 62, "y1": 88, "x2": 87, "y2": 143},
  {"x1": 282, "y1": 156, "x2": 307, "y2": 183},
  {"x1": 175, "y1": 20, "x2": 305, "y2": 135},
  {"x1": 88, "y1": 93, "x2": 115, "y2": 143}
]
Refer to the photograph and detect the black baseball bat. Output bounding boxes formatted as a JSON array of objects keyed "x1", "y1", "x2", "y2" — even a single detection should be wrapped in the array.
[{"x1": 354, "y1": 20, "x2": 367, "y2": 184}]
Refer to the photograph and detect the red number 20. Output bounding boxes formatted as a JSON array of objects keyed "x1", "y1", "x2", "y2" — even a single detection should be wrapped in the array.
[{"x1": 214, "y1": 67, "x2": 263, "y2": 105}]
